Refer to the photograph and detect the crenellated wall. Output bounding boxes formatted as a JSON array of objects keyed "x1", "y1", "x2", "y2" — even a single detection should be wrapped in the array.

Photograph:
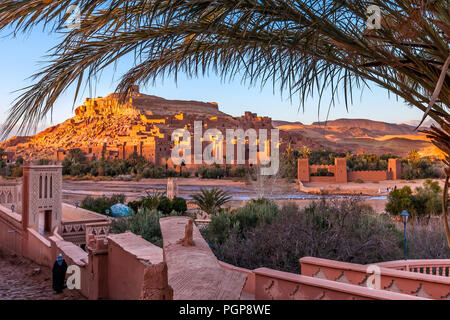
[{"x1": 298, "y1": 157, "x2": 402, "y2": 183}]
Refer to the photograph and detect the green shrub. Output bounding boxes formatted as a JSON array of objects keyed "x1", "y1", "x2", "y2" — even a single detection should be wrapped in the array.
[
  {"x1": 157, "y1": 197, "x2": 173, "y2": 214},
  {"x1": 202, "y1": 198, "x2": 278, "y2": 246},
  {"x1": 311, "y1": 168, "x2": 334, "y2": 176},
  {"x1": 141, "y1": 190, "x2": 165, "y2": 210},
  {"x1": 81, "y1": 194, "x2": 126, "y2": 214},
  {"x1": 110, "y1": 208, "x2": 163, "y2": 246},
  {"x1": 127, "y1": 200, "x2": 142, "y2": 212},
  {"x1": 385, "y1": 179, "x2": 442, "y2": 218},
  {"x1": 142, "y1": 167, "x2": 163, "y2": 178},
  {"x1": 196, "y1": 166, "x2": 226, "y2": 179},
  {"x1": 207, "y1": 198, "x2": 403, "y2": 273},
  {"x1": 172, "y1": 197, "x2": 187, "y2": 214}
]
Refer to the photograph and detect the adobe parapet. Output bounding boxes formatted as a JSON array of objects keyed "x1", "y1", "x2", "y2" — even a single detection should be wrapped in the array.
[{"x1": 298, "y1": 157, "x2": 402, "y2": 183}]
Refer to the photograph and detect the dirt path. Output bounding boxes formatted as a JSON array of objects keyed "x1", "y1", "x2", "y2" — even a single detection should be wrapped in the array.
[{"x1": 0, "y1": 250, "x2": 85, "y2": 300}]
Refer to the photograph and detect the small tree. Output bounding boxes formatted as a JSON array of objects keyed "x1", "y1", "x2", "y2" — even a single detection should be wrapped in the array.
[
  {"x1": 172, "y1": 197, "x2": 187, "y2": 214},
  {"x1": 385, "y1": 186, "x2": 415, "y2": 216},
  {"x1": 157, "y1": 197, "x2": 173, "y2": 215},
  {"x1": 110, "y1": 208, "x2": 163, "y2": 247},
  {"x1": 191, "y1": 188, "x2": 232, "y2": 215},
  {"x1": 386, "y1": 180, "x2": 443, "y2": 218}
]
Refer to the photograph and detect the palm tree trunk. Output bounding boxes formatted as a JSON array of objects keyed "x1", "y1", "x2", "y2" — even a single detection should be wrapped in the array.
[{"x1": 443, "y1": 175, "x2": 450, "y2": 247}]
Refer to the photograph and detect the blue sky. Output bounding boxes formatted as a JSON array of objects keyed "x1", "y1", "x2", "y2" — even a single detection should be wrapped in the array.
[{"x1": 0, "y1": 28, "x2": 424, "y2": 138}]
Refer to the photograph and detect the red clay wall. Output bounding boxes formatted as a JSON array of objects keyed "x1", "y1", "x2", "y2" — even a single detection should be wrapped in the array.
[
  {"x1": 334, "y1": 158, "x2": 347, "y2": 183},
  {"x1": 297, "y1": 159, "x2": 310, "y2": 182},
  {"x1": 310, "y1": 176, "x2": 336, "y2": 182}
]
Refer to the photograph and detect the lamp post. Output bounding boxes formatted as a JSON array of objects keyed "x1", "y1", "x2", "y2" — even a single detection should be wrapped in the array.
[{"x1": 401, "y1": 210, "x2": 409, "y2": 260}]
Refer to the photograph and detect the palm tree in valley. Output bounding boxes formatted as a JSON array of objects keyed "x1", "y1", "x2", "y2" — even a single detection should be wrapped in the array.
[
  {"x1": 0, "y1": 0, "x2": 448, "y2": 244},
  {"x1": 191, "y1": 187, "x2": 232, "y2": 215}
]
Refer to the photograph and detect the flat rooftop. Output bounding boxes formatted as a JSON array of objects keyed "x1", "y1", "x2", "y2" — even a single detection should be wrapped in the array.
[
  {"x1": 108, "y1": 232, "x2": 163, "y2": 265},
  {"x1": 61, "y1": 203, "x2": 109, "y2": 222}
]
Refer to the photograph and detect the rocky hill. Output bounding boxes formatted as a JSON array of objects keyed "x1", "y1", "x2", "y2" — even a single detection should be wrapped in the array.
[
  {"x1": 274, "y1": 118, "x2": 439, "y2": 157},
  {"x1": 311, "y1": 118, "x2": 415, "y2": 135},
  {"x1": 0, "y1": 86, "x2": 320, "y2": 162},
  {"x1": 0, "y1": 86, "x2": 440, "y2": 162}
]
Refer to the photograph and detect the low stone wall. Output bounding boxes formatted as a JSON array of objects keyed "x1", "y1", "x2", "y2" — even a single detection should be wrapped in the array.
[
  {"x1": 24, "y1": 228, "x2": 53, "y2": 268},
  {"x1": 375, "y1": 259, "x2": 450, "y2": 277},
  {"x1": 107, "y1": 232, "x2": 165, "y2": 300},
  {"x1": 309, "y1": 176, "x2": 335, "y2": 183},
  {"x1": 0, "y1": 204, "x2": 22, "y2": 255},
  {"x1": 49, "y1": 236, "x2": 91, "y2": 298},
  {"x1": 348, "y1": 170, "x2": 387, "y2": 182},
  {"x1": 253, "y1": 267, "x2": 425, "y2": 300},
  {"x1": 218, "y1": 261, "x2": 255, "y2": 295},
  {"x1": 300, "y1": 257, "x2": 450, "y2": 299},
  {"x1": 298, "y1": 181, "x2": 321, "y2": 194}
]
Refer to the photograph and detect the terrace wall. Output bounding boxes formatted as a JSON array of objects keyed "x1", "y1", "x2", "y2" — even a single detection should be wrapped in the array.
[
  {"x1": 298, "y1": 157, "x2": 402, "y2": 183},
  {"x1": 347, "y1": 170, "x2": 387, "y2": 182},
  {"x1": 300, "y1": 257, "x2": 450, "y2": 299},
  {"x1": 0, "y1": 204, "x2": 22, "y2": 255}
]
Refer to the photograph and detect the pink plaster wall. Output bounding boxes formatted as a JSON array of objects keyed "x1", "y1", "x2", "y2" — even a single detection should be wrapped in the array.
[
  {"x1": 218, "y1": 261, "x2": 255, "y2": 295},
  {"x1": 0, "y1": 207, "x2": 22, "y2": 255},
  {"x1": 106, "y1": 239, "x2": 147, "y2": 300},
  {"x1": 300, "y1": 257, "x2": 450, "y2": 300}
]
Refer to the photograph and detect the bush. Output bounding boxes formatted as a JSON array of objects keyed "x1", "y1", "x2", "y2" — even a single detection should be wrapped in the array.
[
  {"x1": 406, "y1": 220, "x2": 450, "y2": 259},
  {"x1": 202, "y1": 198, "x2": 278, "y2": 246},
  {"x1": 180, "y1": 171, "x2": 190, "y2": 178},
  {"x1": 385, "y1": 180, "x2": 442, "y2": 218},
  {"x1": 141, "y1": 190, "x2": 165, "y2": 210},
  {"x1": 142, "y1": 167, "x2": 164, "y2": 178},
  {"x1": 127, "y1": 200, "x2": 142, "y2": 213},
  {"x1": 385, "y1": 186, "x2": 414, "y2": 216},
  {"x1": 311, "y1": 168, "x2": 334, "y2": 176},
  {"x1": 206, "y1": 198, "x2": 404, "y2": 273},
  {"x1": 229, "y1": 166, "x2": 248, "y2": 178},
  {"x1": 196, "y1": 166, "x2": 226, "y2": 179},
  {"x1": 81, "y1": 194, "x2": 126, "y2": 215},
  {"x1": 110, "y1": 208, "x2": 163, "y2": 246},
  {"x1": 172, "y1": 197, "x2": 187, "y2": 214},
  {"x1": 157, "y1": 197, "x2": 173, "y2": 214}
]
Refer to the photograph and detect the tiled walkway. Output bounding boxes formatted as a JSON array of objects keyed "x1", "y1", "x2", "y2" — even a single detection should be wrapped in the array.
[{"x1": 0, "y1": 251, "x2": 85, "y2": 300}]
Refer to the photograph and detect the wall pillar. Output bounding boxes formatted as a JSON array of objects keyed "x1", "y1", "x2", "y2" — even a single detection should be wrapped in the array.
[
  {"x1": 297, "y1": 158, "x2": 310, "y2": 182},
  {"x1": 388, "y1": 158, "x2": 402, "y2": 180},
  {"x1": 86, "y1": 235, "x2": 109, "y2": 300},
  {"x1": 334, "y1": 158, "x2": 348, "y2": 183}
]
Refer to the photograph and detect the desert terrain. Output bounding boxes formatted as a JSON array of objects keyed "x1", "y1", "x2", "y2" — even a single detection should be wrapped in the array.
[{"x1": 60, "y1": 177, "x2": 445, "y2": 214}]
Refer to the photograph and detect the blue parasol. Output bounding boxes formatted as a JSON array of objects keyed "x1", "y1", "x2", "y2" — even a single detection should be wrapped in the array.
[{"x1": 110, "y1": 203, "x2": 131, "y2": 217}]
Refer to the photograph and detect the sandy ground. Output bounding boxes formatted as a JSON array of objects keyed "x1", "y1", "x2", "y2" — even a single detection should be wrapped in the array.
[
  {"x1": 303, "y1": 178, "x2": 446, "y2": 195},
  {"x1": 61, "y1": 177, "x2": 445, "y2": 214},
  {"x1": 0, "y1": 250, "x2": 85, "y2": 300}
]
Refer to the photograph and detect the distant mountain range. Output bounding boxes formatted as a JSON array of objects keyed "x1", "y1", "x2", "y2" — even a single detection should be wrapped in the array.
[
  {"x1": 0, "y1": 86, "x2": 442, "y2": 161},
  {"x1": 273, "y1": 118, "x2": 442, "y2": 158}
]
